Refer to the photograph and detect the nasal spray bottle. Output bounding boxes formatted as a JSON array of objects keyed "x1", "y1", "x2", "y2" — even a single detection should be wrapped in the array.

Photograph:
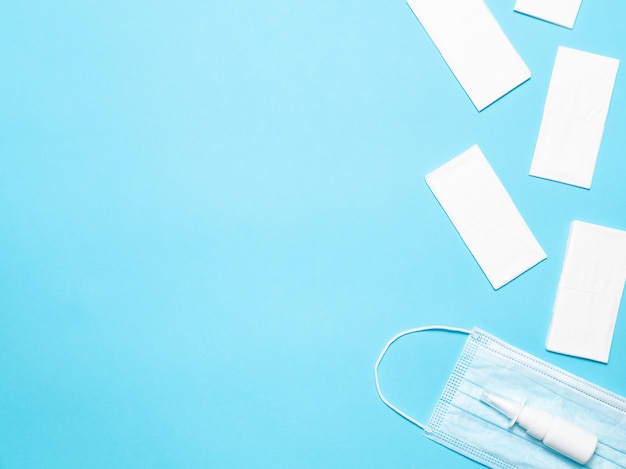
[{"x1": 480, "y1": 391, "x2": 598, "y2": 464}]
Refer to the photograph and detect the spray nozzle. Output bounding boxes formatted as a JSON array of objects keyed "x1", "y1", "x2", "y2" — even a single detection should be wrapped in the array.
[{"x1": 479, "y1": 391, "x2": 526, "y2": 428}]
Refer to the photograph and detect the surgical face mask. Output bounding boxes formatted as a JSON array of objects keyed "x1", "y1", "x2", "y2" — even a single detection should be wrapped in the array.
[{"x1": 374, "y1": 326, "x2": 626, "y2": 468}]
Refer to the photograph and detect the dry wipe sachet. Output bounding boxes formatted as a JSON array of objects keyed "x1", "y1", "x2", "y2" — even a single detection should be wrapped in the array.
[
  {"x1": 426, "y1": 145, "x2": 546, "y2": 289},
  {"x1": 514, "y1": 0, "x2": 583, "y2": 29},
  {"x1": 407, "y1": 0, "x2": 530, "y2": 111},
  {"x1": 529, "y1": 47, "x2": 619, "y2": 189},
  {"x1": 546, "y1": 221, "x2": 626, "y2": 363}
]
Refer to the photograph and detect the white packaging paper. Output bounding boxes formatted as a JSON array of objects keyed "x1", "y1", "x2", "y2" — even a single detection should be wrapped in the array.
[
  {"x1": 529, "y1": 47, "x2": 619, "y2": 189},
  {"x1": 514, "y1": 0, "x2": 582, "y2": 29},
  {"x1": 546, "y1": 221, "x2": 626, "y2": 363},
  {"x1": 426, "y1": 145, "x2": 546, "y2": 289},
  {"x1": 407, "y1": 0, "x2": 531, "y2": 111}
]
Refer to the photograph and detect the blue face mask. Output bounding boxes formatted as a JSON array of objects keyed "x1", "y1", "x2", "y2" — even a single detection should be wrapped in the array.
[{"x1": 374, "y1": 326, "x2": 626, "y2": 468}]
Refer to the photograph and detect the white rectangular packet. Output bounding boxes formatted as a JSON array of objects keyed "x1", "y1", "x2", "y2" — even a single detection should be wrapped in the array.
[
  {"x1": 426, "y1": 145, "x2": 546, "y2": 289},
  {"x1": 407, "y1": 0, "x2": 531, "y2": 111},
  {"x1": 514, "y1": 0, "x2": 583, "y2": 29},
  {"x1": 529, "y1": 47, "x2": 619, "y2": 189},
  {"x1": 546, "y1": 221, "x2": 626, "y2": 363}
]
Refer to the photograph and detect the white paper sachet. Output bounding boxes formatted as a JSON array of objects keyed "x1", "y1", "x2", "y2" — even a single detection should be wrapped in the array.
[
  {"x1": 426, "y1": 145, "x2": 546, "y2": 289},
  {"x1": 407, "y1": 0, "x2": 531, "y2": 111},
  {"x1": 529, "y1": 47, "x2": 619, "y2": 189},
  {"x1": 514, "y1": 0, "x2": 583, "y2": 29},
  {"x1": 546, "y1": 221, "x2": 626, "y2": 363}
]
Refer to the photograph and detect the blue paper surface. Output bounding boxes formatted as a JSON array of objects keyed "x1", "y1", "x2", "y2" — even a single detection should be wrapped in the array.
[{"x1": 1, "y1": 1, "x2": 626, "y2": 468}]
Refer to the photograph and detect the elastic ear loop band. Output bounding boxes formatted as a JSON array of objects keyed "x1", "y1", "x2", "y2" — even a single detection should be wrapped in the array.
[{"x1": 374, "y1": 325, "x2": 471, "y2": 429}]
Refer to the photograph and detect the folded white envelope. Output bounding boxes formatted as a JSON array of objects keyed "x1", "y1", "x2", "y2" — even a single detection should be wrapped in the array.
[
  {"x1": 426, "y1": 145, "x2": 546, "y2": 289},
  {"x1": 546, "y1": 221, "x2": 626, "y2": 363},
  {"x1": 407, "y1": 0, "x2": 531, "y2": 111},
  {"x1": 529, "y1": 47, "x2": 619, "y2": 189},
  {"x1": 514, "y1": 0, "x2": 582, "y2": 29}
]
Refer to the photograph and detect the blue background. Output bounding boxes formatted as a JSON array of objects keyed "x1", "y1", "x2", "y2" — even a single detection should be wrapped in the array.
[{"x1": 1, "y1": 1, "x2": 625, "y2": 467}]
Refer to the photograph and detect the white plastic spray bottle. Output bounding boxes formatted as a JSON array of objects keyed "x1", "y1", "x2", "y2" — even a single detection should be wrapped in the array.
[{"x1": 480, "y1": 391, "x2": 598, "y2": 465}]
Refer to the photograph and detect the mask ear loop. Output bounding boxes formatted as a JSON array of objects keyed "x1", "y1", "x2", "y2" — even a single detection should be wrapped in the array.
[{"x1": 374, "y1": 325, "x2": 471, "y2": 430}]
